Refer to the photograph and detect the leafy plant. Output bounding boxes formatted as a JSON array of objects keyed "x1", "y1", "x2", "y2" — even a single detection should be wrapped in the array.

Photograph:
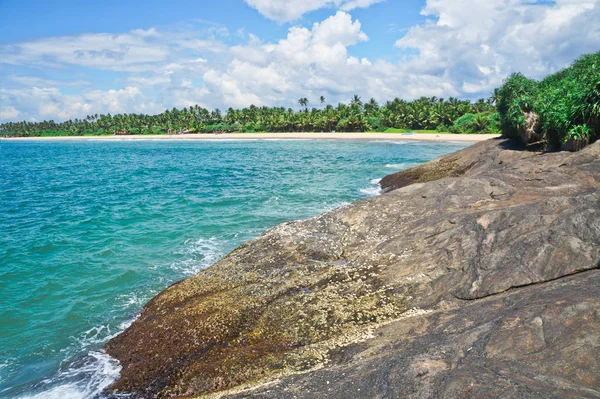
[{"x1": 564, "y1": 124, "x2": 591, "y2": 143}]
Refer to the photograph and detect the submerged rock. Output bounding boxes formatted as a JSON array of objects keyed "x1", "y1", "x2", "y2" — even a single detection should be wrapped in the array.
[{"x1": 105, "y1": 139, "x2": 600, "y2": 398}]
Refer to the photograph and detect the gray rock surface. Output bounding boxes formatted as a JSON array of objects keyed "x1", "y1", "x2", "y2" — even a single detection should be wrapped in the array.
[
  {"x1": 105, "y1": 139, "x2": 600, "y2": 398},
  {"x1": 226, "y1": 270, "x2": 600, "y2": 399}
]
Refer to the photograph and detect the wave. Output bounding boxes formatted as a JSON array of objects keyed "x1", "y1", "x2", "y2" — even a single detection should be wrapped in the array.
[
  {"x1": 16, "y1": 352, "x2": 121, "y2": 399},
  {"x1": 258, "y1": 139, "x2": 316, "y2": 141},
  {"x1": 385, "y1": 163, "x2": 407, "y2": 169},
  {"x1": 384, "y1": 162, "x2": 420, "y2": 170},
  {"x1": 445, "y1": 140, "x2": 473, "y2": 145},
  {"x1": 0, "y1": 360, "x2": 9, "y2": 386},
  {"x1": 10, "y1": 306, "x2": 141, "y2": 399},
  {"x1": 369, "y1": 140, "x2": 412, "y2": 145},
  {"x1": 170, "y1": 236, "x2": 227, "y2": 276},
  {"x1": 360, "y1": 178, "x2": 382, "y2": 196}
]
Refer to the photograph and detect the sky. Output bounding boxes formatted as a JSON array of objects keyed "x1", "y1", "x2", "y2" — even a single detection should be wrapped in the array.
[{"x1": 0, "y1": 0, "x2": 599, "y2": 122}]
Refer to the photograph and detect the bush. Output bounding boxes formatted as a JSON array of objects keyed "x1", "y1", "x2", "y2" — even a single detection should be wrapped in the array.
[
  {"x1": 204, "y1": 124, "x2": 239, "y2": 133},
  {"x1": 497, "y1": 73, "x2": 539, "y2": 139},
  {"x1": 368, "y1": 117, "x2": 384, "y2": 132},
  {"x1": 566, "y1": 124, "x2": 592, "y2": 142},
  {"x1": 449, "y1": 112, "x2": 499, "y2": 134},
  {"x1": 436, "y1": 123, "x2": 450, "y2": 133},
  {"x1": 497, "y1": 51, "x2": 600, "y2": 149}
]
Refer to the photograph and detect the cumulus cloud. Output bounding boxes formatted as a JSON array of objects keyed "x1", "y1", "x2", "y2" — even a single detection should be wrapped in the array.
[
  {"x1": 1, "y1": 0, "x2": 599, "y2": 122},
  {"x1": 202, "y1": 11, "x2": 369, "y2": 108},
  {"x1": 395, "y1": 0, "x2": 600, "y2": 93},
  {"x1": 243, "y1": 0, "x2": 384, "y2": 22}
]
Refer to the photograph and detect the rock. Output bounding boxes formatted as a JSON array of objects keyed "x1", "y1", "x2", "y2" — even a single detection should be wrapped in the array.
[
  {"x1": 223, "y1": 270, "x2": 600, "y2": 399},
  {"x1": 521, "y1": 111, "x2": 542, "y2": 145},
  {"x1": 104, "y1": 139, "x2": 600, "y2": 399},
  {"x1": 379, "y1": 138, "x2": 524, "y2": 192}
]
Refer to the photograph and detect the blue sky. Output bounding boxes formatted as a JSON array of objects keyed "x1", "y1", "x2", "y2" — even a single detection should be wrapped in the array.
[{"x1": 0, "y1": 0, "x2": 599, "y2": 122}]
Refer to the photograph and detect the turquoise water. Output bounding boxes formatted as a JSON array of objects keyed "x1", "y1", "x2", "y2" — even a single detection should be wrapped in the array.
[{"x1": 0, "y1": 139, "x2": 469, "y2": 398}]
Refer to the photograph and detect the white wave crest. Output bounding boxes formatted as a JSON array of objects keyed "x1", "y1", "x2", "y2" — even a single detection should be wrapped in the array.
[
  {"x1": 384, "y1": 162, "x2": 420, "y2": 170},
  {"x1": 370, "y1": 140, "x2": 412, "y2": 145},
  {"x1": 360, "y1": 178, "x2": 382, "y2": 196},
  {"x1": 385, "y1": 163, "x2": 406, "y2": 169},
  {"x1": 17, "y1": 351, "x2": 121, "y2": 399},
  {"x1": 170, "y1": 237, "x2": 226, "y2": 275}
]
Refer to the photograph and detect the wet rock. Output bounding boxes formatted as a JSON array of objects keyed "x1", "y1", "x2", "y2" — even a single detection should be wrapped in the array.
[{"x1": 104, "y1": 139, "x2": 600, "y2": 398}]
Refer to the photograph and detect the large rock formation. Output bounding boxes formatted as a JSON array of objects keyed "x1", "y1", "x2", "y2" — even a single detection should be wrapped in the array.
[{"x1": 104, "y1": 139, "x2": 600, "y2": 399}]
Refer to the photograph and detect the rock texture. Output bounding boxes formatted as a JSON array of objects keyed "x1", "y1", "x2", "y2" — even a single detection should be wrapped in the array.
[{"x1": 105, "y1": 138, "x2": 600, "y2": 399}]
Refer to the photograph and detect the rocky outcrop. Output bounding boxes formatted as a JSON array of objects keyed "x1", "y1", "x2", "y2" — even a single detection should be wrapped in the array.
[
  {"x1": 379, "y1": 138, "x2": 524, "y2": 192},
  {"x1": 104, "y1": 139, "x2": 600, "y2": 399}
]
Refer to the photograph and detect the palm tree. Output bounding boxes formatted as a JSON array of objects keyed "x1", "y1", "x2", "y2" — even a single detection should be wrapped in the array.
[
  {"x1": 298, "y1": 98, "x2": 308, "y2": 108},
  {"x1": 364, "y1": 98, "x2": 379, "y2": 116},
  {"x1": 490, "y1": 88, "x2": 501, "y2": 106},
  {"x1": 351, "y1": 95, "x2": 363, "y2": 107},
  {"x1": 320, "y1": 96, "x2": 326, "y2": 105}
]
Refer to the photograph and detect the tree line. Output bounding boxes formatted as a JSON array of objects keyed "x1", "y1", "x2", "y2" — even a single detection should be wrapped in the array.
[{"x1": 0, "y1": 95, "x2": 498, "y2": 137}]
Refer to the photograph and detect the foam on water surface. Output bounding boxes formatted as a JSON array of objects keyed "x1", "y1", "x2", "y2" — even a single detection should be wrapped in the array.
[
  {"x1": 17, "y1": 352, "x2": 121, "y2": 399},
  {"x1": 360, "y1": 178, "x2": 383, "y2": 196}
]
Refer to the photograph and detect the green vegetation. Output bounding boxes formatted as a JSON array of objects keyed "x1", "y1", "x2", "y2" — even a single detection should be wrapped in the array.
[
  {"x1": 447, "y1": 112, "x2": 500, "y2": 134},
  {"x1": 0, "y1": 96, "x2": 496, "y2": 138},
  {"x1": 498, "y1": 51, "x2": 600, "y2": 150}
]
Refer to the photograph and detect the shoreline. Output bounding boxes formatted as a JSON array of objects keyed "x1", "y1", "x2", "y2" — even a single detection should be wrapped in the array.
[{"x1": 2, "y1": 132, "x2": 500, "y2": 142}]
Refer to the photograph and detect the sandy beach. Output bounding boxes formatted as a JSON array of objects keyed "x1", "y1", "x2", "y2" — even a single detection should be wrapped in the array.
[{"x1": 4, "y1": 132, "x2": 500, "y2": 142}]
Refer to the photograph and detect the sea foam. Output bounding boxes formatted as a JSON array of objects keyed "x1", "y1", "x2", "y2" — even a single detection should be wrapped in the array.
[
  {"x1": 170, "y1": 236, "x2": 227, "y2": 275},
  {"x1": 17, "y1": 352, "x2": 121, "y2": 399},
  {"x1": 360, "y1": 178, "x2": 382, "y2": 196}
]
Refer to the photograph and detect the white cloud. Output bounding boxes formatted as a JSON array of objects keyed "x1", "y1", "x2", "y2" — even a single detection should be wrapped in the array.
[
  {"x1": 201, "y1": 11, "x2": 369, "y2": 108},
  {"x1": 1, "y1": 1, "x2": 599, "y2": 123},
  {"x1": 243, "y1": 0, "x2": 384, "y2": 22},
  {"x1": 0, "y1": 25, "x2": 224, "y2": 72},
  {"x1": 0, "y1": 86, "x2": 162, "y2": 121},
  {"x1": 84, "y1": 86, "x2": 144, "y2": 114},
  {"x1": 0, "y1": 106, "x2": 19, "y2": 120},
  {"x1": 2, "y1": 31, "x2": 169, "y2": 71},
  {"x1": 395, "y1": 0, "x2": 600, "y2": 93},
  {"x1": 10, "y1": 75, "x2": 90, "y2": 88},
  {"x1": 340, "y1": 0, "x2": 385, "y2": 12}
]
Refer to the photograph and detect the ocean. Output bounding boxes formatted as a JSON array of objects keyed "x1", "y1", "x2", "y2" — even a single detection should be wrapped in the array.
[{"x1": 0, "y1": 138, "x2": 469, "y2": 398}]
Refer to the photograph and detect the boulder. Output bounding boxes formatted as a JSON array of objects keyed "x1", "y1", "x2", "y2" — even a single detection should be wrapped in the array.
[{"x1": 104, "y1": 139, "x2": 600, "y2": 398}]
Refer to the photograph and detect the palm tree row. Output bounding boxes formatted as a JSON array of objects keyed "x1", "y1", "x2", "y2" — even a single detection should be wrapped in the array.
[{"x1": 0, "y1": 95, "x2": 496, "y2": 137}]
